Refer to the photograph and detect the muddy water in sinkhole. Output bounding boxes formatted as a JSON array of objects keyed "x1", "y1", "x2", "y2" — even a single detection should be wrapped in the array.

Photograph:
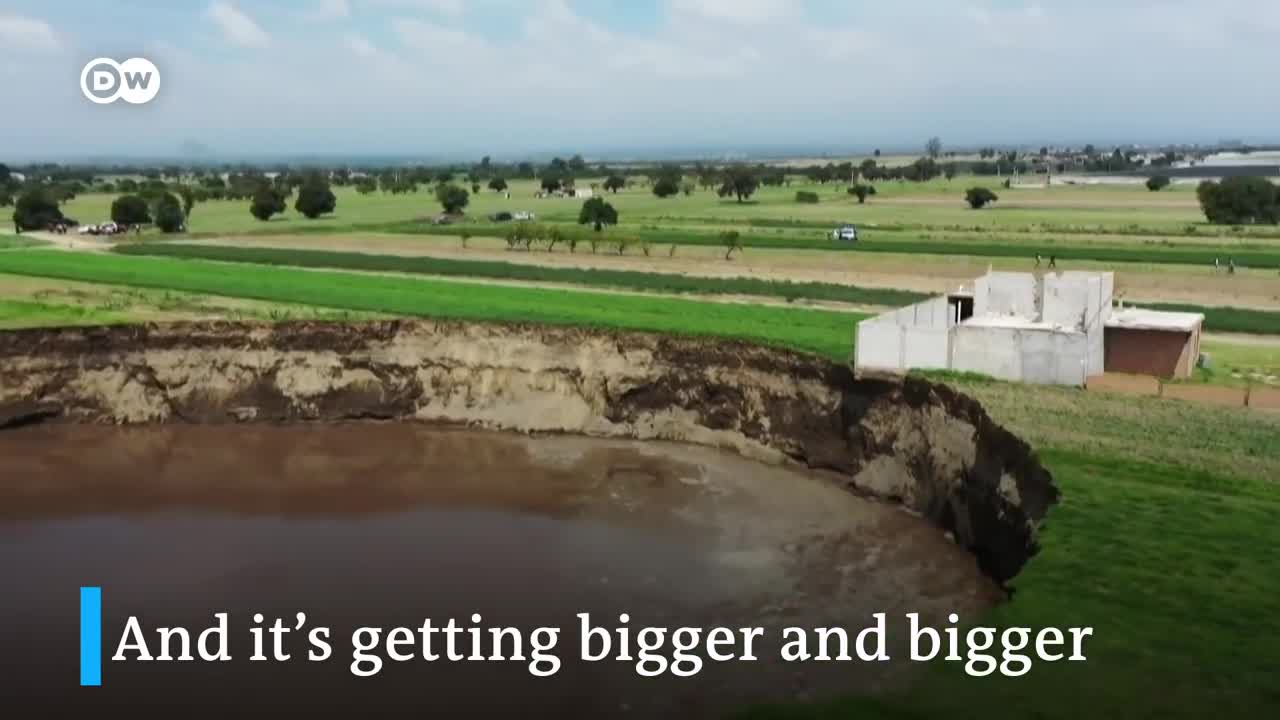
[{"x1": 0, "y1": 423, "x2": 1001, "y2": 718}]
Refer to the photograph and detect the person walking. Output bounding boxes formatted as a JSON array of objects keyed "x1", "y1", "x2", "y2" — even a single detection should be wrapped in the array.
[{"x1": 1048, "y1": 255, "x2": 1057, "y2": 269}]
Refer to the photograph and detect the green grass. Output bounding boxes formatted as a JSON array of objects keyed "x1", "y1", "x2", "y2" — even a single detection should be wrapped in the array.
[
  {"x1": 0, "y1": 299, "x2": 123, "y2": 328},
  {"x1": 0, "y1": 236, "x2": 47, "y2": 250},
  {"x1": 112, "y1": 243, "x2": 928, "y2": 307},
  {"x1": 0, "y1": 250, "x2": 862, "y2": 360}
]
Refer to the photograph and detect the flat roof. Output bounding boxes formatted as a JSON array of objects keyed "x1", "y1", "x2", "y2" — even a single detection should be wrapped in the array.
[
  {"x1": 960, "y1": 315, "x2": 1080, "y2": 333},
  {"x1": 1106, "y1": 307, "x2": 1204, "y2": 332}
]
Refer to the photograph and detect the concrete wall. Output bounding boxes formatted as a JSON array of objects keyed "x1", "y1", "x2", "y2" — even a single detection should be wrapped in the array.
[
  {"x1": 855, "y1": 319, "x2": 952, "y2": 372},
  {"x1": 854, "y1": 296, "x2": 955, "y2": 373},
  {"x1": 883, "y1": 296, "x2": 953, "y2": 329},
  {"x1": 1042, "y1": 272, "x2": 1113, "y2": 330},
  {"x1": 974, "y1": 273, "x2": 1038, "y2": 319},
  {"x1": 952, "y1": 326, "x2": 1089, "y2": 385},
  {"x1": 1104, "y1": 327, "x2": 1198, "y2": 379}
]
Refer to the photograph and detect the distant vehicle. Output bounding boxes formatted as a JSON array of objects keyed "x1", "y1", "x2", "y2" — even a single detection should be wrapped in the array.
[
  {"x1": 78, "y1": 224, "x2": 97, "y2": 235},
  {"x1": 513, "y1": 211, "x2": 535, "y2": 221},
  {"x1": 831, "y1": 224, "x2": 859, "y2": 242}
]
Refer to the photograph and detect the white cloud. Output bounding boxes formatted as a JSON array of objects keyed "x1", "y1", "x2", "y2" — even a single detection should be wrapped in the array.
[
  {"x1": 308, "y1": 0, "x2": 351, "y2": 22},
  {"x1": 343, "y1": 34, "x2": 379, "y2": 58},
  {"x1": 366, "y1": 0, "x2": 466, "y2": 17},
  {"x1": 205, "y1": 2, "x2": 270, "y2": 47},
  {"x1": 667, "y1": 0, "x2": 793, "y2": 24},
  {"x1": 0, "y1": 12, "x2": 61, "y2": 52},
  {"x1": 6, "y1": 0, "x2": 1280, "y2": 158},
  {"x1": 393, "y1": 17, "x2": 487, "y2": 53}
]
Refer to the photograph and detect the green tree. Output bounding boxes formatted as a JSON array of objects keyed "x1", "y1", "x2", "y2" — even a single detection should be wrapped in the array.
[
  {"x1": 926, "y1": 136, "x2": 943, "y2": 159},
  {"x1": 578, "y1": 196, "x2": 618, "y2": 231},
  {"x1": 110, "y1": 194, "x2": 152, "y2": 226},
  {"x1": 720, "y1": 230, "x2": 743, "y2": 260},
  {"x1": 652, "y1": 176, "x2": 680, "y2": 198},
  {"x1": 1197, "y1": 177, "x2": 1280, "y2": 225},
  {"x1": 848, "y1": 184, "x2": 873, "y2": 204},
  {"x1": 154, "y1": 193, "x2": 185, "y2": 233},
  {"x1": 603, "y1": 175, "x2": 626, "y2": 193},
  {"x1": 681, "y1": 180, "x2": 696, "y2": 196},
  {"x1": 295, "y1": 176, "x2": 337, "y2": 219},
  {"x1": 435, "y1": 183, "x2": 470, "y2": 214},
  {"x1": 177, "y1": 185, "x2": 197, "y2": 219},
  {"x1": 1146, "y1": 176, "x2": 1172, "y2": 192},
  {"x1": 717, "y1": 165, "x2": 759, "y2": 203},
  {"x1": 965, "y1": 187, "x2": 999, "y2": 209},
  {"x1": 487, "y1": 177, "x2": 508, "y2": 192},
  {"x1": 795, "y1": 190, "x2": 819, "y2": 204},
  {"x1": 249, "y1": 185, "x2": 286, "y2": 221},
  {"x1": 12, "y1": 188, "x2": 63, "y2": 231}
]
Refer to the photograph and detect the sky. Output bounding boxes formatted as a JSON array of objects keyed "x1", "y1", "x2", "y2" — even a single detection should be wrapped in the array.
[{"x1": 1, "y1": 0, "x2": 1278, "y2": 161}]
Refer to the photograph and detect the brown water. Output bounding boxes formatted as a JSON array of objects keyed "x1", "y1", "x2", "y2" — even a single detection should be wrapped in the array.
[{"x1": 0, "y1": 424, "x2": 1000, "y2": 718}]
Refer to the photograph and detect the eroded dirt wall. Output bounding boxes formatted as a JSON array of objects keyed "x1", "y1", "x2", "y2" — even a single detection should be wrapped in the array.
[{"x1": 0, "y1": 320, "x2": 1057, "y2": 583}]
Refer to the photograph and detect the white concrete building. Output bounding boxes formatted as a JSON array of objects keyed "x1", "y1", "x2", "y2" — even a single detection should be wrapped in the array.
[{"x1": 855, "y1": 270, "x2": 1202, "y2": 385}]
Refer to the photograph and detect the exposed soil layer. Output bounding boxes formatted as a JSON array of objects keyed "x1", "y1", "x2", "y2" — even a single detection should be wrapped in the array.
[{"x1": 0, "y1": 320, "x2": 1057, "y2": 583}]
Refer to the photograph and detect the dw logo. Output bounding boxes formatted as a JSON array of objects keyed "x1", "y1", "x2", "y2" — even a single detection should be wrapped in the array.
[{"x1": 80, "y1": 57, "x2": 161, "y2": 105}]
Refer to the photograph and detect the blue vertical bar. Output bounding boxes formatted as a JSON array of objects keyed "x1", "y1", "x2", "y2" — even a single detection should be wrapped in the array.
[{"x1": 80, "y1": 586, "x2": 101, "y2": 687}]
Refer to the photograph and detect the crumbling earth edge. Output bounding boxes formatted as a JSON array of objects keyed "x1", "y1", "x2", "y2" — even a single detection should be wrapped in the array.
[{"x1": 0, "y1": 320, "x2": 1058, "y2": 584}]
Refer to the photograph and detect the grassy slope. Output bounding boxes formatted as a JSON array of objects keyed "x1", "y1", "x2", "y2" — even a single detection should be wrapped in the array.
[{"x1": 0, "y1": 251, "x2": 861, "y2": 360}]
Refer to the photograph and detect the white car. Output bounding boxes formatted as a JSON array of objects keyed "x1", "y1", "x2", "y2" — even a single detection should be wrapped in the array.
[
  {"x1": 78, "y1": 224, "x2": 97, "y2": 235},
  {"x1": 513, "y1": 211, "x2": 536, "y2": 221},
  {"x1": 832, "y1": 224, "x2": 858, "y2": 242}
]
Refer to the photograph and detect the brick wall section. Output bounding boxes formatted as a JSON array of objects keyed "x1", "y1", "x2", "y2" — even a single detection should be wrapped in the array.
[{"x1": 1104, "y1": 327, "x2": 1198, "y2": 379}]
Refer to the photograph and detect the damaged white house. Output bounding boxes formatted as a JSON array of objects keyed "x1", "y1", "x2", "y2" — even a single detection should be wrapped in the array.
[{"x1": 854, "y1": 271, "x2": 1204, "y2": 385}]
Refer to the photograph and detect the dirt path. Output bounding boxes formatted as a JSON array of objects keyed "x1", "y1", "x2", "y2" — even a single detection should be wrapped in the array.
[{"x1": 13, "y1": 231, "x2": 118, "y2": 252}]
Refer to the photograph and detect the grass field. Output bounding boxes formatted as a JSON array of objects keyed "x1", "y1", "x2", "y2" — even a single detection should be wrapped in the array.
[
  {"x1": 0, "y1": 251, "x2": 862, "y2": 359},
  {"x1": 59, "y1": 176, "x2": 1280, "y2": 242}
]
